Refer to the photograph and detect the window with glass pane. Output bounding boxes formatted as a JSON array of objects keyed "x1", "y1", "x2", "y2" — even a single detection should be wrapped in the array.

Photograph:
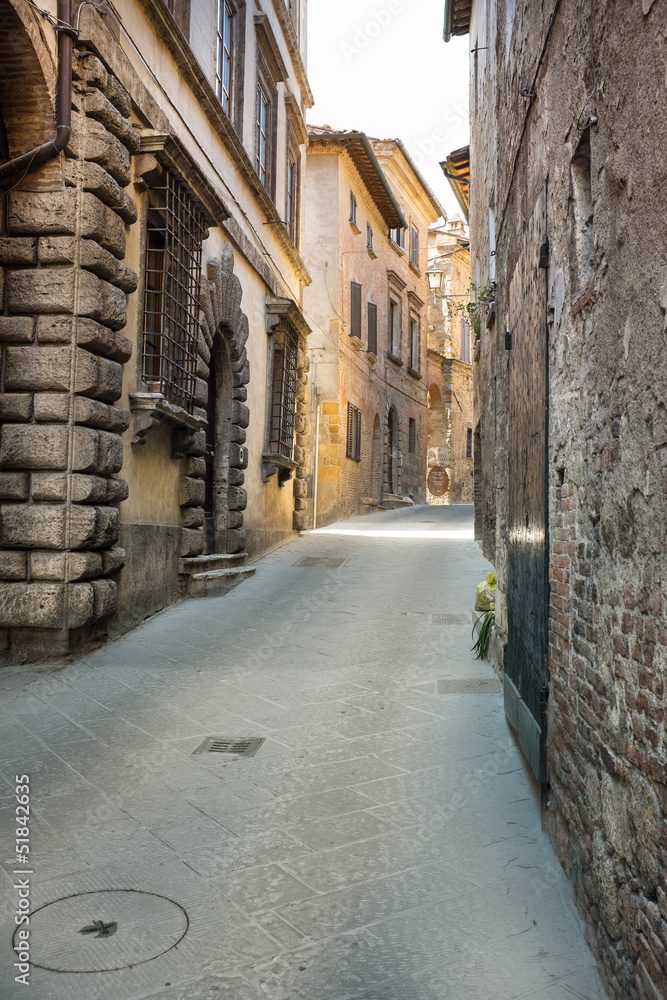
[
  {"x1": 268, "y1": 323, "x2": 298, "y2": 459},
  {"x1": 410, "y1": 224, "x2": 419, "y2": 267},
  {"x1": 256, "y1": 81, "x2": 270, "y2": 187},
  {"x1": 216, "y1": 0, "x2": 234, "y2": 115},
  {"x1": 142, "y1": 171, "x2": 206, "y2": 413},
  {"x1": 409, "y1": 316, "x2": 419, "y2": 370},
  {"x1": 287, "y1": 145, "x2": 298, "y2": 243},
  {"x1": 389, "y1": 226, "x2": 405, "y2": 248},
  {"x1": 389, "y1": 299, "x2": 400, "y2": 355}
]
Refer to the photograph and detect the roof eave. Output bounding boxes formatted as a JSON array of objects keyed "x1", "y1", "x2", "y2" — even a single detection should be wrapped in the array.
[{"x1": 443, "y1": 0, "x2": 472, "y2": 43}]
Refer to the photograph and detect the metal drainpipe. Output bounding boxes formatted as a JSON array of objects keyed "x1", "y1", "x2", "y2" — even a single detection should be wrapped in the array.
[{"x1": 0, "y1": 0, "x2": 74, "y2": 181}]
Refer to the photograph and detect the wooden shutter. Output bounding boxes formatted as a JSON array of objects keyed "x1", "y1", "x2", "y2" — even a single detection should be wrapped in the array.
[
  {"x1": 355, "y1": 409, "x2": 362, "y2": 461},
  {"x1": 367, "y1": 303, "x2": 377, "y2": 354},
  {"x1": 346, "y1": 402, "x2": 354, "y2": 458},
  {"x1": 350, "y1": 282, "x2": 361, "y2": 339}
]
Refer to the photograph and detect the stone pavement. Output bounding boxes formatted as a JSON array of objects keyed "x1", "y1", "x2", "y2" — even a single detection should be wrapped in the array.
[{"x1": 0, "y1": 505, "x2": 607, "y2": 1000}]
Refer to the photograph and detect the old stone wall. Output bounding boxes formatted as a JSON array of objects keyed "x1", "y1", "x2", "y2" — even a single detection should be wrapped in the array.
[
  {"x1": 469, "y1": 1, "x2": 667, "y2": 997},
  {"x1": 0, "y1": 40, "x2": 136, "y2": 661}
]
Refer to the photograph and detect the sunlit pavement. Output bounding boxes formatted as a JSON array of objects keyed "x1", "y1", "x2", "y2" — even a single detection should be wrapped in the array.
[{"x1": 0, "y1": 505, "x2": 607, "y2": 999}]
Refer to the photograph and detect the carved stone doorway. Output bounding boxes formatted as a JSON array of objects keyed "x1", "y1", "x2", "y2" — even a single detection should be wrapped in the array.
[{"x1": 203, "y1": 334, "x2": 233, "y2": 554}]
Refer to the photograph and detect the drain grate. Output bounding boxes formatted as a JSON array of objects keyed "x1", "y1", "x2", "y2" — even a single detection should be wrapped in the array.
[
  {"x1": 293, "y1": 557, "x2": 348, "y2": 568},
  {"x1": 431, "y1": 613, "x2": 470, "y2": 625},
  {"x1": 192, "y1": 737, "x2": 265, "y2": 757},
  {"x1": 436, "y1": 677, "x2": 500, "y2": 694}
]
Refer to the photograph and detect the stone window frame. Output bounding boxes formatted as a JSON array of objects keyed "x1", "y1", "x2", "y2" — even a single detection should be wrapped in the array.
[
  {"x1": 214, "y1": 0, "x2": 246, "y2": 132},
  {"x1": 262, "y1": 297, "x2": 309, "y2": 483},
  {"x1": 163, "y1": 0, "x2": 191, "y2": 39},
  {"x1": 406, "y1": 289, "x2": 424, "y2": 379},
  {"x1": 386, "y1": 269, "x2": 407, "y2": 364},
  {"x1": 254, "y1": 13, "x2": 289, "y2": 202},
  {"x1": 409, "y1": 222, "x2": 420, "y2": 272},
  {"x1": 285, "y1": 126, "x2": 300, "y2": 246}
]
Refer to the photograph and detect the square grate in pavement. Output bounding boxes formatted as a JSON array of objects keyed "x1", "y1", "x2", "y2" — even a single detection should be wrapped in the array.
[
  {"x1": 435, "y1": 677, "x2": 500, "y2": 694},
  {"x1": 192, "y1": 737, "x2": 265, "y2": 757},
  {"x1": 293, "y1": 557, "x2": 348, "y2": 568},
  {"x1": 431, "y1": 613, "x2": 470, "y2": 625}
]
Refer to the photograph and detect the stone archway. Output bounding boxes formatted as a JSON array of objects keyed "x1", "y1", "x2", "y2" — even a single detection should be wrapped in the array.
[
  {"x1": 386, "y1": 406, "x2": 400, "y2": 495},
  {"x1": 197, "y1": 244, "x2": 250, "y2": 554},
  {"x1": 370, "y1": 413, "x2": 382, "y2": 501}
]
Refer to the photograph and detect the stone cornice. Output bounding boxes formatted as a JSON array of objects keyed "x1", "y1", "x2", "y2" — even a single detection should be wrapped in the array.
[
  {"x1": 136, "y1": 132, "x2": 231, "y2": 227},
  {"x1": 254, "y1": 12, "x2": 289, "y2": 83},
  {"x1": 266, "y1": 296, "x2": 311, "y2": 339},
  {"x1": 265, "y1": 0, "x2": 314, "y2": 108},
  {"x1": 285, "y1": 93, "x2": 308, "y2": 147},
  {"x1": 136, "y1": 0, "x2": 311, "y2": 287}
]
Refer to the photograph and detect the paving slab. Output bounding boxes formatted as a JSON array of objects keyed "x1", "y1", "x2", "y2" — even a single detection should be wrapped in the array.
[{"x1": 0, "y1": 505, "x2": 607, "y2": 999}]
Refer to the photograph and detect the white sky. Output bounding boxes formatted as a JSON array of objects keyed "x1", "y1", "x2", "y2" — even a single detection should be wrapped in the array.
[{"x1": 306, "y1": 0, "x2": 471, "y2": 219}]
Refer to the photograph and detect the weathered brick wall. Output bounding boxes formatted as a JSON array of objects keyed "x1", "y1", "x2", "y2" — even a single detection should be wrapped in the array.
[
  {"x1": 0, "y1": 44, "x2": 136, "y2": 660},
  {"x1": 470, "y1": 1, "x2": 667, "y2": 996}
]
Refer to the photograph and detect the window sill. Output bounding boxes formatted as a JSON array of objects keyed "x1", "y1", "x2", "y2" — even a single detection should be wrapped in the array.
[
  {"x1": 367, "y1": 248, "x2": 377, "y2": 259},
  {"x1": 388, "y1": 239, "x2": 405, "y2": 256},
  {"x1": 386, "y1": 352, "x2": 403, "y2": 367},
  {"x1": 407, "y1": 366, "x2": 422, "y2": 380},
  {"x1": 130, "y1": 391, "x2": 205, "y2": 447},
  {"x1": 349, "y1": 221, "x2": 361, "y2": 235},
  {"x1": 408, "y1": 260, "x2": 422, "y2": 276},
  {"x1": 262, "y1": 451, "x2": 297, "y2": 485},
  {"x1": 366, "y1": 351, "x2": 377, "y2": 366},
  {"x1": 348, "y1": 335, "x2": 364, "y2": 351}
]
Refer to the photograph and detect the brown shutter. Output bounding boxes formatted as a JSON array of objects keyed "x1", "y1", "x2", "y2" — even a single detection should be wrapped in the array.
[
  {"x1": 355, "y1": 409, "x2": 362, "y2": 462},
  {"x1": 367, "y1": 303, "x2": 377, "y2": 354},
  {"x1": 346, "y1": 402, "x2": 354, "y2": 458},
  {"x1": 350, "y1": 282, "x2": 361, "y2": 339}
]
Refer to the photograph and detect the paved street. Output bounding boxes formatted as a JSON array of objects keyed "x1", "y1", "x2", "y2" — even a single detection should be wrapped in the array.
[{"x1": 0, "y1": 505, "x2": 606, "y2": 1000}]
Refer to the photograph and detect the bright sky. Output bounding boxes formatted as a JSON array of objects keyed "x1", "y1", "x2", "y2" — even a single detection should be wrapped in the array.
[{"x1": 306, "y1": 0, "x2": 470, "y2": 219}]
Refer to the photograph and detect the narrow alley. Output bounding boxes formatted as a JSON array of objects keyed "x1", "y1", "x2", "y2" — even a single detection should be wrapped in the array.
[{"x1": 0, "y1": 506, "x2": 605, "y2": 1000}]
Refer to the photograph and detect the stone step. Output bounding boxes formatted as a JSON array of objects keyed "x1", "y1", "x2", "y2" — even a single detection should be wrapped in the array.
[
  {"x1": 380, "y1": 494, "x2": 415, "y2": 510},
  {"x1": 187, "y1": 567, "x2": 256, "y2": 599},
  {"x1": 179, "y1": 552, "x2": 248, "y2": 575}
]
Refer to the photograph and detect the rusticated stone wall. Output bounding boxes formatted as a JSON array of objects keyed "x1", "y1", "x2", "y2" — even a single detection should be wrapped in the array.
[{"x1": 0, "y1": 50, "x2": 137, "y2": 660}]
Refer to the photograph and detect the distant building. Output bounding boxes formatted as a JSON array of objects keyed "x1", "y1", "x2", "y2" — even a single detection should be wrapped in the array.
[
  {"x1": 303, "y1": 128, "x2": 443, "y2": 525},
  {"x1": 0, "y1": 0, "x2": 313, "y2": 661},
  {"x1": 426, "y1": 216, "x2": 473, "y2": 505}
]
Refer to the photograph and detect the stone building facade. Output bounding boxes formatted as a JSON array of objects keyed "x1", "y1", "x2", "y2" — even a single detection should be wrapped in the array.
[
  {"x1": 426, "y1": 218, "x2": 473, "y2": 505},
  {"x1": 303, "y1": 128, "x2": 443, "y2": 526},
  {"x1": 446, "y1": 1, "x2": 667, "y2": 997},
  {"x1": 0, "y1": 0, "x2": 312, "y2": 662}
]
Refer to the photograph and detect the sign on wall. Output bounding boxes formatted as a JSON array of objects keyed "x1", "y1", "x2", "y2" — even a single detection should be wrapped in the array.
[{"x1": 427, "y1": 466, "x2": 450, "y2": 497}]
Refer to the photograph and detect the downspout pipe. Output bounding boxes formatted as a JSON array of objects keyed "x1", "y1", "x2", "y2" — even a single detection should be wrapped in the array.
[{"x1": 0, "y1": 0, "x2": 74, "y2": 181}]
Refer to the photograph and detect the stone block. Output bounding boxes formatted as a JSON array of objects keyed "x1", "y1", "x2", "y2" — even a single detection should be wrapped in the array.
[
  {"x1": 92, "y1": 578, "x2": 117, "y2": 621},
  {"x1": 294, "y1": 415, "x2": 306, "y2": 435},
  {"x1": 181, "y1": 528, "x2": 204, "y2": 557},
  {"x1": 230, "y1": 425, "x2": 246, "y2": 444},
  {"x1": 35, "y1": 316, "x2": 74, "y2": 343},
  {"x1": 0, "y1": 424, "x2": 69, "y2": 470},
  {"x1": 194, "y1": 377, "x2": 208, "y2": 407},
  {"x1": 185, "y1": 456, "x2": 206, "y2": 478},
  {"x1": 63, "y1": 160, "x2": 137, "y2": 224},
  {"x1": 229, "y1": 443, "x2": 248, "y2": 469},
  {"x1": 182, "y1": 507, "x2": 204, "y2": 528},
  {"x1": 180, "y1": 476, "x2": 206, "y2": 507},
  {"x1": 29, "y1": 550, "x2": 66, "y2": 580},
  {"x1": 106, "y1": 478, "x2": 128, "y2": 503},
  {"x1": 7, "y1": 189, "x2": 77, "y2": 236},
  {"x1": 31, "y1": 473, "x2": 68, "y2": 501},
  {"x1": 99, "y1": 279, "x2": 127, "y2": 330},
  {"x1": 72, "y1": 426, "x2": 99, "y2": 472},
  {"x1": 0, "y1": 394, "x2": 33, "y2": 421},
  {"x1": 293, "y1": 511, "x2": 308, "y2": 531},
  {"x1": 231, "y1": 399, "x2": 250, "y2": 428},
  {"x1": 7, "y1": 269, "x2": 77, "y2": 316},
  {"x1": 0, "y1": 582, "x2": 66, "y2": 628},
  {"x1": 294, "y1": 497, "x2": 307, "y2": 511},
  {"x1": 0, "y1": 317, "x2": 34, "y2": 343},
  {"x1": 70, "y1": 474, "x2": 107, "y2": 503},
  {"x1": 85, "y1": 90, "x2": 140, "y2": 153},
  {"x1": 91, "y1": 506, "x2": 120, "y2": 548},
  {"x1": 73, "y1": 397, "x2": 129, "y2": 432},
  {"x1": 68, "y1": 582, "x2": 96, "y2": 627},
  {"x1": 0, "y1": 503, "x2": 96, "y2": 549},
  {"x1": 228, "y1": 486, "x2": 247, "y2": 511},
  {"x1": 79, "y1": 240, "x2": 137, "y2": 292},
  {"x1": 76, "y1": 318, "x2": 132, "y2": 362},
  {"x1": 228, "y1": 468, "x2": 245, "y2": 486},
  {"x1": 293, "y1": 478, "x2": 307, "y2": 499},
  {"x1": 322, "y1": 401, "x2": 339, "y2": 415},
  {"x1": 296, "y1": 433, "x2": 308, "y2": 449},
  {"x1": 91, "y1": 357, "x2": 124, "y2": 402},
  {"x1": 226, "y1": 511, "x2": 243, "y2": 529},
  {"x1": 68, "y1": 550, "x2": 103, "y2": 581},
  {"x1": 0, "y1": 473, "x2": 29, "y2": 500},
  {"x1": 5, "y1": 345, "x2": 74, "y2": 391},
  {"x1": 36, "y1": 236, "x2": 77, "y2": 265},
  {"x1": 96, "y1": 431, "x2": 123, "y2": 474},
  {"x1": 226, "y1": 528, "x2": 246, "y2": 553},
  {"x1": 233, "y1": 386, "x2": 247, "y2": 402},
  {"x1": 102, "y1": 545, "x2": 125, "y2": 574},
  {"x1": 293, "y1": 445, "x2": 305, "y2": 465},
  {"x1": 0, "y1": 238, "x2": 37, "y2": 266},
  {"x1": 0, "y1": 550, "x2": 27, "y2": 580},
  {"x1": 33, "y1": 393, "x2": 70, "y2": 422},
  {"x1": 67, "y1": 112, "x2": 131, "y2": 186},
  {"x1": 233, "y1": 359, "x2": 250, "y2": 387}
]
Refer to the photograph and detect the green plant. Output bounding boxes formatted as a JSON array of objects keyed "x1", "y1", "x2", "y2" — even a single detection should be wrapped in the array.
[
  {"x1": 471, "y1": 609, "x2": 495, "y2": 659},
  {"x1": 456, "y1": 281, "x2": 496, "y2": 338}
]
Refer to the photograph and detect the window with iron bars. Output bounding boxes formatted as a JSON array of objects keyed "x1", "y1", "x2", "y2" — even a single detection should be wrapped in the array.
[
  {"x1": 268, "y1": 322, "x2": 298, "y2": 459},
  {"x1": 142, "y1": 171, "x2": 206, "y2": 413}
]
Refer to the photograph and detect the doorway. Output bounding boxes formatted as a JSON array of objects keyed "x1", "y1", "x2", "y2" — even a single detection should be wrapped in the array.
[{"x1": 203, "y1": 333, "x2": 233, "y2": 554}]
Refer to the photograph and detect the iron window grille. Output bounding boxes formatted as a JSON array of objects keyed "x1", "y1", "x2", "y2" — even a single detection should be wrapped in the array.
[
  {"x1": 142, "y1": 171, "x2": 206, "y2": 414},
  {"x1": 346, "y1": 402, "x2": 361, "y2": 461},
  {"x1": 268, "y1": 322, "x2": 298, "y2": 459},
  {"x1": 350, "y1": 191, "x2": 357, "y2": 225},
  {"x1": 409, "y1": 417, "x2": 416, "y2": 454},
  {"x1": 215, "y1": 0, "x2": 234, "y2": 115},
  {"x1": 367, "y1": 302, "x2": 377, "y2": 354},
  {"x1": 410, "y1": 224, "x2": 419, "y2": 267}
]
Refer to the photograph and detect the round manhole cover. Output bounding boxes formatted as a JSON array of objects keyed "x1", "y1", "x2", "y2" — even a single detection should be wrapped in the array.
[{"x1": 14, "y1": 889, "x2": 189, "y2": 973}]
